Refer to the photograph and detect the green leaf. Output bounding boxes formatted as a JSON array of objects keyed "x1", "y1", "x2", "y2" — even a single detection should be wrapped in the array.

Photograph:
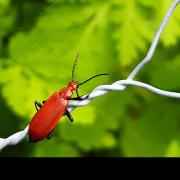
[
  {"x1": 59, "y1": 107, "x2": 117, "y2": 151},
  {"x1": 145, "y1": 49, "x2": 180, "y2": 90},
  {"x1": 157, "y1": 0, "x2": 180, "y2": 47},
  {"x1": 111, "y1": 0, "x2": 154, "y2": 66},
  {"x1": 60, "y1": 123, "x2": 117, "y2": 151},
  {"x1": 121, "y1": 97, "x2": 180, "y2": 157},
  {"x1": 0, "y1": 61, "x2": 52, "y2": 122},
  {"x1": 9, "y1": 2, "x2": 113, "y2": 88},
  {"x1": 0, "y1": 0, "x2": 15, "y2": 55},
  {"x1": 165, "y1": 138, "x2": 180, "y2": 157},
  {"x1": 0, "y1": 0, "x2": 15, "y2": 36},
  {"x1": 33, "y1": 140, "x2": 79, "y2": 157},
  {"x1": 59, "y1": 87, "x2": 136, "y2": 151},
  {"x1": 2, "y1": 2, "x2": 114, "y2": 118}
]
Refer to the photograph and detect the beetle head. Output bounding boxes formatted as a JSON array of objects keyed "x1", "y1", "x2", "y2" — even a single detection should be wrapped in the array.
[{"x1": 68, "y1": 81, "x2": 79, "y2": 91}]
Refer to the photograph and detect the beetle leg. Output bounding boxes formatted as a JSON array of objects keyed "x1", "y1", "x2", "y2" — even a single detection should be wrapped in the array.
[
  {"x1": 65, "y1": 109, "x2": 74, "y2": 122},
  {"x1": 70, "y1": 95, "x2": 89, "y2": 101},
  {"x1": 70, "y1": 97, "x2": 83, "y2": 100},
  {"x1": 34, "y1": 101, "x2": 43, "y2": 111},
  {"x1": 76, "y1": 89, "x2": 80, "y2": 98},
  {"x1": 47, "y1": 130, "x2": 53, "y2": 140}
]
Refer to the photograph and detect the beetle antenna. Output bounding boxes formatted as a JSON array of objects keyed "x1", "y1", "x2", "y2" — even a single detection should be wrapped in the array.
[
  {"x1": 79, "y1": 73, "x2": 111, "y2": 86},
  {"x1": 72, "y1": 52, "x2": 79, "y2": 81}
]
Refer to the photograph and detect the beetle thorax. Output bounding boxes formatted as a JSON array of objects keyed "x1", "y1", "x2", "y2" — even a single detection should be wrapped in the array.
[
  {"x1": 68, "y1": 81, "x2": 79, "y2": 91},
  {"x1": 59, "y1": 87, "x2": 73, "y2": 100},
  {"x1": 59, "y1": 82, "x2": 79, "y2": 100}
]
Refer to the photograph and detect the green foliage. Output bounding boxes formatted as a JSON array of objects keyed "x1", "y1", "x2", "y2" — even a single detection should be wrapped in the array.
[
  {"x1": 0, "y1": 0, "x2": 15, "y2": 56},
  {"x1": 157, "y1": 0, "x2": 180, "y2": 46},
  {"x1": 0, "y1": 0, "x2": 180, "y2": 157},
  {"x1": 0, "y1": 0, "x2": 14, "y2": 37},
  {"x1": 111, "y1": 0, "x2": 154, "y2": 66},
  {"x1": 121, "y1": 97, "x2": 180, "y2": 157}
]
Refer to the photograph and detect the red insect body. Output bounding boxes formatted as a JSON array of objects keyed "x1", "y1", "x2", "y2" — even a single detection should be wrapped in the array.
[
  {"x1": 28, "y1": 82, "x2": 78, "y2": 142},
  {"x1": 28, "y1": 53, "x2": 109, "y2": 142}
]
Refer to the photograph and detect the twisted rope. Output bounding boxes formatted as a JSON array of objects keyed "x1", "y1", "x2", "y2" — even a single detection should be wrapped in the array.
[{"x1": 68, "y1": 80, "x2": 180, "y2": 112}]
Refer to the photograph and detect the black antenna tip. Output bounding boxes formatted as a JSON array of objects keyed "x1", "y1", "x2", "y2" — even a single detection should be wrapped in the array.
[
  {"x1": 105, "y1": 73, "x2": 112, "y2": 76},
  {"x1": 79, "y1": 73, "x2": 111, "y2": 86}
]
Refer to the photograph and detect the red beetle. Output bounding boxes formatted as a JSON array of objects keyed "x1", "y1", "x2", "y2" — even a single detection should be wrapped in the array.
[{"x1": 28, "y1": 53, "x2": 110, "y2": 142}]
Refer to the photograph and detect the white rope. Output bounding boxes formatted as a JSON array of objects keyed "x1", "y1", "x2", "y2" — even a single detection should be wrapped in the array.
[
  {"x1": 128, "y1": 0, "x2": 180, "y2": 80},
  {"x1": 68, "y1": 80, "x2": 180, "y2": 112},
  {"x1": 0, "y1": 0, "x2": 179, "y2": 151},
  {"x1": 0, "y1": 126, "x2": 29, "y2": 150}
]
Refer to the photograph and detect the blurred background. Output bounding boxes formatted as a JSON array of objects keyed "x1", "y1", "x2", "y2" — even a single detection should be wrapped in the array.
[{"x1": 0, "y1": 0, "x2": 180, "y2": 157}]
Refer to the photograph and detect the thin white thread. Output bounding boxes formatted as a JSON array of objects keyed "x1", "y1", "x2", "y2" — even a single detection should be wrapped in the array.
[
  {"x1": 0, "y1": 0, "x2": 179, "y2": 151},
  {"x1": 0, "y1": 126, "x2": 29, "y2": 150},
  {"x1": 128, "y1": 0, "x2": 180, "y2": 80},
  {"x1": 68, "y1": 80, "x2": 180, "y2": 112}
]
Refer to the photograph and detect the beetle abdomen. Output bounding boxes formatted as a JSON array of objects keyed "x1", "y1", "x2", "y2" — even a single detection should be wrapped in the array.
[{"x1": 28, "y1": 93, "x2": 68, "y2": 142}]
